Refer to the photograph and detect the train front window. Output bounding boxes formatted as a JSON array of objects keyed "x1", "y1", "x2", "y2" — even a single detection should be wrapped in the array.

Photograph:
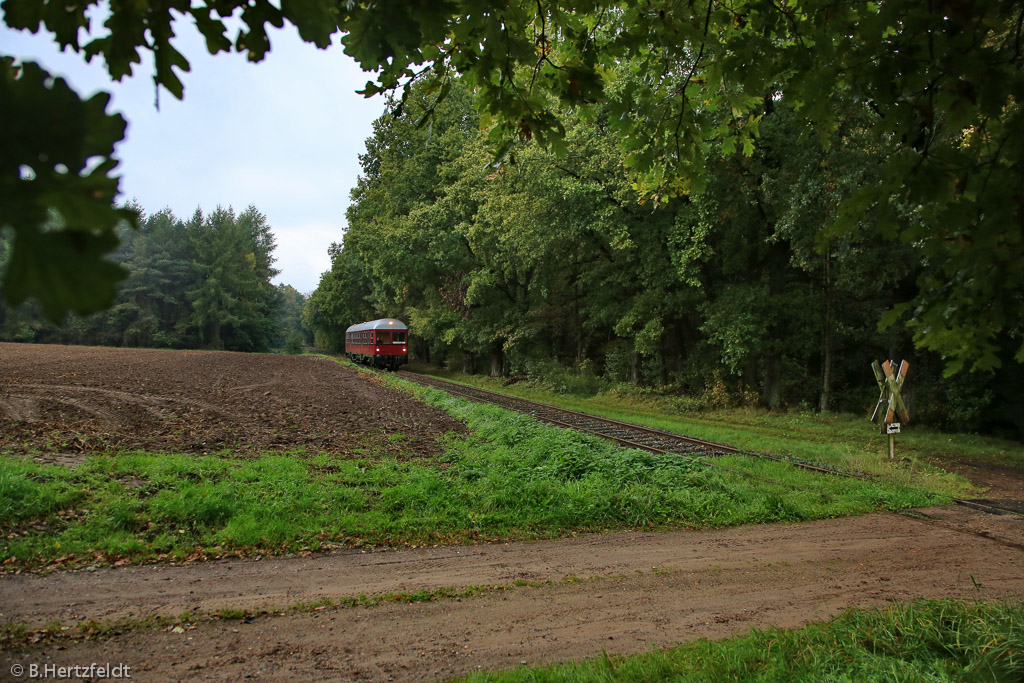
[
  {"x1": 393, "y1": 331, "x2": 406, "y2": 344},
  {"x1": 376, "y1": 330, "x2": 391, "y2": 344}
]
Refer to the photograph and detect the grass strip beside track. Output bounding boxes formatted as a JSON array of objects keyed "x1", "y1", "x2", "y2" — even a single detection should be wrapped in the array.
[{"x1": 403, "y1": 363, "x2": 1020, "y2": 498}]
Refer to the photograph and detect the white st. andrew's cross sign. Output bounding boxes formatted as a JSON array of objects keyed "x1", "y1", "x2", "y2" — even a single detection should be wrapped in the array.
[{"x1": 871, "y1": 360, "x2": 910, "y2": 433}]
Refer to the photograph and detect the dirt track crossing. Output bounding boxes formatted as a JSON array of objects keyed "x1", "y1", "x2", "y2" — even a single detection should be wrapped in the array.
[{"x1": 3, "y1": 505, "x2": 1023, "y2": 681}]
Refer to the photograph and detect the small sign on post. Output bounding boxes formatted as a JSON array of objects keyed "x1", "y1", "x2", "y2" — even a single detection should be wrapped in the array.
[{"x1": 870, "y1": 360, "x2": 909, "y2": 458}]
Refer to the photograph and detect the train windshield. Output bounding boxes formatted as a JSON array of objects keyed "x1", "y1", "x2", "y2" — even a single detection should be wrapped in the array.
[
  {"x1": 376, "y1": 330, "x2": 391, "y2": 344},
  {"x1": 392, "y1": 330, "x2": 406, "y2": 344}
]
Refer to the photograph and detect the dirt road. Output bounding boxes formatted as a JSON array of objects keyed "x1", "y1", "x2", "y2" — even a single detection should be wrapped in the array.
[{"x1": 3, "y1": 505, "x2": 1022, "y2": 681}]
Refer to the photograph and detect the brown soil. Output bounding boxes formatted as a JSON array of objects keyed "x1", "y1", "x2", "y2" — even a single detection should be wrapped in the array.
[
  {"x1": 2, "y1": 506, "x2": 1023, "y2": 681},
  {"x1": 935, "y1": 457, "x2": 1024, "y2": 500},
  {"x1": 0, "y1": 343, "x2": 466, "y2": 458}
]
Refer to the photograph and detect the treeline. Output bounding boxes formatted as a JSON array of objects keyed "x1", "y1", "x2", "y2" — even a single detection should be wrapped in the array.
[
  {"x1": 0, "y1": 205, "x2": 307, "y2": 353},
  {"x1": 305, "y1": 82, "x2": 1023, "y2": 438}
]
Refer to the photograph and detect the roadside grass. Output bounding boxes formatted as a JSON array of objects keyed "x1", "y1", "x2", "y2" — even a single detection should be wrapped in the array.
[
  {"x1": 0, "y1": 373, "x2": 945, "y2": 571},
  {"x1": 404, "y1": 362, "x2": 1023, "y2": 496},
  {"x1": 456, "y1": 599, "x2": 1023, "y2": 683}
]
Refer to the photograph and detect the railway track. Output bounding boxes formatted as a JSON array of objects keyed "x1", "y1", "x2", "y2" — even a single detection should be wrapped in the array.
[
  {"x1": 396, "y1": 370, "x2": 1024, "y2": 519},
  {"x1": 399, "y1": 371, "x2": 737, "y2": 458}
]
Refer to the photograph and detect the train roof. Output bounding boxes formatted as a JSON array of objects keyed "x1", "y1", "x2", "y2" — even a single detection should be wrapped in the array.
[{"x1": 345, "y1": 318, "x2": 408, "y2": 333}]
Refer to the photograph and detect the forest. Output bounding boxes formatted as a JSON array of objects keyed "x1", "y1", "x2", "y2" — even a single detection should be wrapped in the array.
[
  {"x1": 3, "y1": 76, "x2": 1021, "y2": 438},
  {"x1": 304, "y1": 81, "x2": 1024, "y2": 439},
  {"x1": 0, "y1": 205, "x2": 306, "y2": 353},
  {"x1": 4, "y1": 1, "x2": 1024, "y2": 438}
]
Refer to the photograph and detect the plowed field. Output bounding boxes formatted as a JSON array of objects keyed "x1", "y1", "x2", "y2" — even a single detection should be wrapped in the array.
[{"x1": 0, "y1": 343, "x2": 465, "y2": 458}]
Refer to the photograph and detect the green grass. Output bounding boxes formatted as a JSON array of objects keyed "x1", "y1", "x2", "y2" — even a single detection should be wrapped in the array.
[
  {"x1": 0, "y1": 369, "x2": 947, "y2": 571},
  {"x1": 456, "y1": 599, "x2": 1023, "y2": 683},
  {"x1": 406, "y1": 362, "x2": 1024, "y2": 496}
]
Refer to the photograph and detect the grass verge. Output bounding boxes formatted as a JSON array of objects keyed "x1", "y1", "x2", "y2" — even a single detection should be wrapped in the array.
[
  {"x1": 405, "y1": 362, "x2": 1024, "y2": 496},
  {"x1": 456, "y1": 599, "x2": 1023, "y2": 683}
]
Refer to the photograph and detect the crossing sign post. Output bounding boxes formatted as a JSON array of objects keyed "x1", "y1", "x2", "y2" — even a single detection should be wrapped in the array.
[{"x1": 871, "y1": 360, "x2": 909, "y2": 459}]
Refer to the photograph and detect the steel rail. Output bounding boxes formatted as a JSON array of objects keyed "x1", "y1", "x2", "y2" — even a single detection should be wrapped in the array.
[{"x1": 952, "y1": 498, "x2": 1024, "y2": 517}]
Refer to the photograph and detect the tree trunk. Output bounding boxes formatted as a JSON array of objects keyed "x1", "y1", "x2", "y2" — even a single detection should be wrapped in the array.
[
  {"x1": 743, "y1": 356, "x2": 758, "y2": 397},
  {"x1": 461, "y1": 352, "x2": 476, "y2": 375},
  {"x1": 761, "y1": 351, "x2": 782, "y2": 409},
  {"x1": 489, "y1": 347, "x2": 504, "y2": 377},
  {"x1": 209, "y1": 320, "x2": 223, "y2": 350},
  {"x1": 630, "y1": 351, "x2": 641, "y2": 385},
  {"x1": 761, "y1": 236, "x2": 787, "y2": 410},
  {"x1": 819, "y1": 333, "x2": 832, "y2": 412},
  {"x1": 663, "y1": 321, "x2": 684, "y2": 384},
  {"x1": 819, "y1": 251, "x2": 833, "y2": 413}
]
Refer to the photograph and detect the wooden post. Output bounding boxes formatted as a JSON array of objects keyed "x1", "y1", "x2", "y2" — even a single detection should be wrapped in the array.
[{"x1": 872, "y1": 360, "x2": 908, "y2": 458}]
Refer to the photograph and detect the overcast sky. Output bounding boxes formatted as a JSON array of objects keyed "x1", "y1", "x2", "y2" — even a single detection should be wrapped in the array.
[{"x1": 3, "y1": 18, "x2": 387, "y2": 294}]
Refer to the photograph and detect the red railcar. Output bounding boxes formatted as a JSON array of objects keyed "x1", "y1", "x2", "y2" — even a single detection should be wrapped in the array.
[{"x1": 345, "y1": 318, "x2": 409, "y2": 369}]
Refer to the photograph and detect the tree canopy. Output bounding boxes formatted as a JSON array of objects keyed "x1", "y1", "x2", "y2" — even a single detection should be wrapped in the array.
[
  {"x1": 308, "y1": 77, "x2": 1024, "y2": 437},
  {"x1": 0, "y1": 203, "x2": 288, "y2": 351},
  {"x1": 2, "y1": 0, "x2": 1023, "y2": 369}
]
